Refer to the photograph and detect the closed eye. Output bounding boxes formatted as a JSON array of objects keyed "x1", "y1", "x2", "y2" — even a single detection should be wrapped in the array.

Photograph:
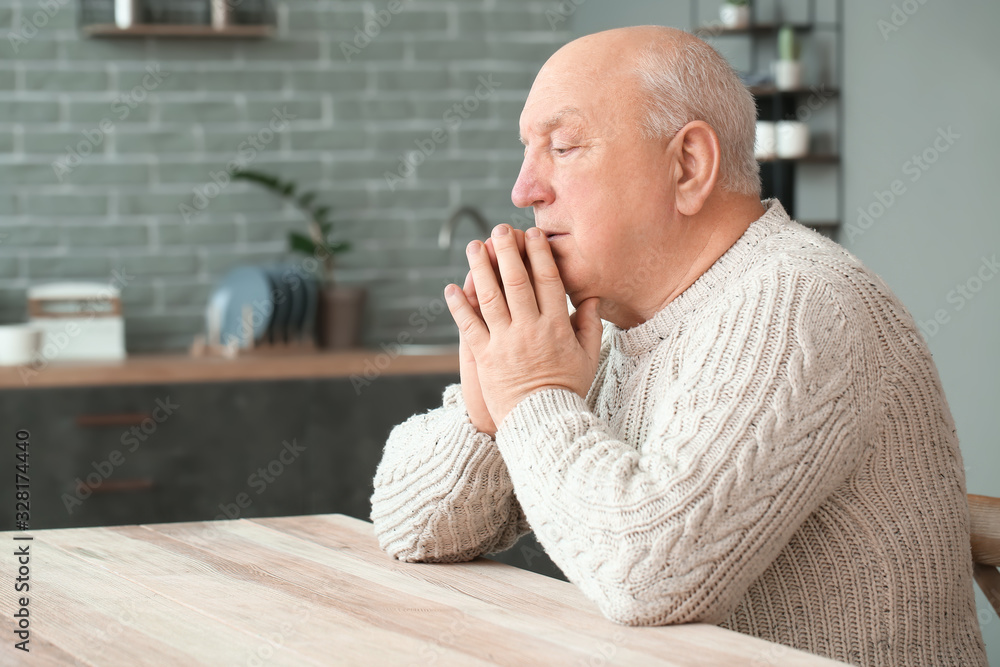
[{"x1": 552, "y1": 146, "x2": 576, "y2": 156}]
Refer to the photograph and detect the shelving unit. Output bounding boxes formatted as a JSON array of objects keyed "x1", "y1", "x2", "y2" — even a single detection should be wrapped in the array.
[
  {"x1": 693, "y1": 0, "x2": 844, "y2": 238},
  {"x1": 82, "y1": 23, "x2": 273, "y2": 38},
  {"x1": 78, "y1": 0, "x2": 275, "y2": 38}
]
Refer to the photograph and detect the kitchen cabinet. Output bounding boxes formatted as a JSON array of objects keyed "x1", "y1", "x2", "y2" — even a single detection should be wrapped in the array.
[
  {"x1": 0, "y1": 375, "x2": 456, "y2": 530},
  {"x1": 1, "y1": 370, "x2": 567, "y2": 580}
]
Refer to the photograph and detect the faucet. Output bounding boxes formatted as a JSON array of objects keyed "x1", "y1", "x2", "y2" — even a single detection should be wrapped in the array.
[{"x1": 439, "y1": 206, "x2": 491, "y2": 250}]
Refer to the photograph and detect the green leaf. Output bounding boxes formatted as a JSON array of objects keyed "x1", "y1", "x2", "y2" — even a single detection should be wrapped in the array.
[
  {"x1": 297, "y1": 191, "x2": 317, "y2": 209},
  {"x1": 288, "y1": 231, "x2": 318, "y2": 256},
  {"x1": 233, "y1": 170, "x2": 278, "y2": 189},
  {"x1": 237, "y1": 171, "x2": 351, "y2": 258}
]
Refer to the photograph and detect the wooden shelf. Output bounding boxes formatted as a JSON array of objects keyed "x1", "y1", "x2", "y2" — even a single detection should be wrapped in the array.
[
  {"x1": 758, "y1": 154, "x2": 839, "y2": 164},
  {"x1": 82, "y1": 23, "x2": 274, "y2": 38},
  {"x1": 749, "y1": 85, "x2": 840, "y2": 97},
  {"x1": 695, "y1": 22, "x2": 813, "y2": 36},
  {"x1": 0, "y1": 349, "x2": 460, "y2": 389}
]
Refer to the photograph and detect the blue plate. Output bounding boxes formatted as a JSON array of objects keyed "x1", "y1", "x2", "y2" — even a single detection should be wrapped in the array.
[
  {"x1": 284, "y1": 267, "x2": 307, "y2": 342},
  {"x1": 300, "y1": 272, "x2": 319, "y2": 342},
  {"x1": 265, "y1": 265, "x2": 294, "y2": 344},
  {"x1": 213, "y1": 266, "x2": 273, "y2": 349}
]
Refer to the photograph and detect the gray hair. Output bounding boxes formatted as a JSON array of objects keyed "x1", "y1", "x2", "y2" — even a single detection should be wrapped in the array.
[{"x1": 635, "y1": 37, "x2": 760, "y2": 197}]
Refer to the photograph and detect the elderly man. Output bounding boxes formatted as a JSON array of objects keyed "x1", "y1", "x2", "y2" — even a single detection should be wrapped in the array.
[{"x1": 370, "y1": 26, "x2": 987, "y2": 666}]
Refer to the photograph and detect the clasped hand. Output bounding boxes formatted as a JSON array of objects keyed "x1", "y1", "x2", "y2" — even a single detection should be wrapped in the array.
[{"x1": 445, "y1": 224, "x2": 603, "y2": 437}]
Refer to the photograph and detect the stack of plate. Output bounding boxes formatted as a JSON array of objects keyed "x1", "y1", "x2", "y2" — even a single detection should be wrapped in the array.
[{"x1": 205, "y1": 263, "x2": 319, "y2": 349}]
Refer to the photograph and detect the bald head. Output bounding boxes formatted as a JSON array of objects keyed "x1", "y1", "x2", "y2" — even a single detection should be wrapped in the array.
[
  {"x1": 540, "y1": 25, "x2": 696, "y2": 78},
  {"x1": 525, "y1": 26, "x2": 760, "y2": 197}
]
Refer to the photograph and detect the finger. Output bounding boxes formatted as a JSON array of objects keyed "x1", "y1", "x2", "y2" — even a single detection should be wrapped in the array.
[
  {"x1": 490, "y1": 224, "x2": 538, "y2": 321},
  {"x1": 445, "y1": 283, "x2": 490, "y2": 349},
  {"x1": 465, "y1": 239, "x2": 510, "y2": 329},
  {"x1": 570, "y1": 297, "x2": 603, "y2": 362},
  {"x1": 485, "y1": 229, "x2": 530, "y2": 286},
  {"x1": 463, "y1": 270, "x2": 480, "y2": 314},
  {"x1": 524, "y1": 227, "x2": 568, "y2": 316},
  {"x1": 458, "y1": 329, "x2": 476, "y2": 365}
]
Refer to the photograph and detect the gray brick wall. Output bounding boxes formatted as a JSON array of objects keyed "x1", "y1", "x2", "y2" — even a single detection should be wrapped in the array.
[{"x1": 0, "y1": 0, "x2": 569, "y2": 351}]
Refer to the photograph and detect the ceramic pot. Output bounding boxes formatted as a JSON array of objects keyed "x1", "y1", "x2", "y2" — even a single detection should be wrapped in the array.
[
  {"x1": 772, "y1": 60, "x2": 803, "y2": 90},
  {"x1": 317, "y1": 285, "x2": 366, "y2": 349},
  {"x1": 211, "y1": 0, "x2": 233, "y2": 29},
  {"x1": 114, "y1": 0, "x2": 142, "y2": 28},
  {"x1": 776, "y1": 120, "x2": 810, "y2": 159},
  {"x1": 719, "y1": 4, "x2": 751, "y2": 29},
  {"x1": 754, "y1": 121, "x2": 776, "y2": 160}
]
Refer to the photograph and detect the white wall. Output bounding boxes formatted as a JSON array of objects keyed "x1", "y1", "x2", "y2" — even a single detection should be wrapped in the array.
[{"x1": 570, "y1": 0, "x2": 1000, "y2": 660}]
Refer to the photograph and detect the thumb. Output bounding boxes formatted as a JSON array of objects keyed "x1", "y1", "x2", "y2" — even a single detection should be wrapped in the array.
[{"x1": 571, "y1": 297, "x2": 602, "y2": 360}]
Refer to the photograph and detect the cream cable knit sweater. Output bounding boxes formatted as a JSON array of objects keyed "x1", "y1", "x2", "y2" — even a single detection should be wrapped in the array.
[{"x1": 370, "y1": 199, "x2": 987, "y2": 666}]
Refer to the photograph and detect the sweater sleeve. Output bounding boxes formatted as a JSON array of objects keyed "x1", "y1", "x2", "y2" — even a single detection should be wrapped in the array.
[
  {"x1": 493, "y1": 273, "x2": 879, "y2": 626},
  {"x1": 370, "y1": 382, "x2": 532, "y2": 562}
]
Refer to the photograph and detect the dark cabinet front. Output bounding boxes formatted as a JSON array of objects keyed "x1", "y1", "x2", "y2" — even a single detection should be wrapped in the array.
[{"x1": 0, "y1": 374, "x2": 458, "y2": 531}]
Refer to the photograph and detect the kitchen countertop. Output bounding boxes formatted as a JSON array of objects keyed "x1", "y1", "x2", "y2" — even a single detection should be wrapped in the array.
[
  {"x1": 0, "y1": 348, "x2": 460, "y2": 389},
  {"x1": 0, "y1": 513, "x2": 847, "y2": 666}
]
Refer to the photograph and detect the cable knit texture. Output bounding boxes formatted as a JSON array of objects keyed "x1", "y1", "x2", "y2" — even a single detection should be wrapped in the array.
[{"x1": 370, "y1": 199, "x2": 988, "y2": 666}]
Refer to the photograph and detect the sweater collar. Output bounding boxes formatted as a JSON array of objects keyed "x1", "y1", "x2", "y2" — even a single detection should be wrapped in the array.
[{"x1": 610, "y1": 198, "x2": 791, "y2": 358}]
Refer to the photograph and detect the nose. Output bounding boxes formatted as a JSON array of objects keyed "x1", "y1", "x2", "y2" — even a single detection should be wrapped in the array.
[{"x1": 511, "y1": 152, "x2": 554, "y2": 209}]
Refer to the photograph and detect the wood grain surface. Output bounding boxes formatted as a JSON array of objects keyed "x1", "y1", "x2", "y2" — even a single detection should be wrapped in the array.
[
  {"x1": 0, "y1": 350, "x2": 459, "y2": 389},
  {"x1": 0, "y1": 514, "x2": 847, "y2": 666}
]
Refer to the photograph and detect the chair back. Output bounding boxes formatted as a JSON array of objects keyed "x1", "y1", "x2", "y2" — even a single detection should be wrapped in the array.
[{"x1": 968, "y1": 494, "x2": 1000, "y2": 616}]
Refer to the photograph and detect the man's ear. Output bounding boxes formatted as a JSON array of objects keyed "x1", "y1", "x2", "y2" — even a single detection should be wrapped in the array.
[{"x1": 668, "y1": 120, "x2": 721, "y2": 217}]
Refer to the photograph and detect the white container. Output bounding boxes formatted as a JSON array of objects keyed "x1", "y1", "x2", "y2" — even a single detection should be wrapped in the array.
[
  {"x1": 754, "y1": 121, "x2": 776, "y2": 160},
  {"x1": 772, "y1": 60, "x2": 803, "y2": 90},
  {"x1": 114, "y1": 0, "x2": 141, "y2": 29},
  {"x1": 719, "y1": 4, "x2": 751, "y2": 29},
  {"x1": 776, "y1": 120, "x2": 810, "y2": 159},
  {"x1": 0, "y1": 325, "x2": 42, "y2": 366},
  {"x1": 211, "y1": 0, "x2": 232, "y2": 30},
  {"x1": 27, "y1": 282, "x2": 126, "y2": 362}
]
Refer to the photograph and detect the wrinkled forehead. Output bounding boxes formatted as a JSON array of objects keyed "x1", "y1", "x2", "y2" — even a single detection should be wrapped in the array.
[{"x1": 519, "y1": 63, "x2": 636, "y2": 139}]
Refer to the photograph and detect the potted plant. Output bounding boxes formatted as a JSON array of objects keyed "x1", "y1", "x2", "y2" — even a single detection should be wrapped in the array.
[
  {"x1": 719, "y1": 0, "x2": 751, "y2": 29},
  {"x1": 232, "y1": 170, "x2": 365, "y2": 350},
  {"x1": 773, "y1": 24, "x2": 803, "y2": 90}
]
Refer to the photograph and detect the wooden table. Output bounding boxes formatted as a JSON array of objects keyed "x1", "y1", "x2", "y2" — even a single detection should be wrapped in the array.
[{"x1": 1, "y1": 514, "x2": 846, "y2": 666}]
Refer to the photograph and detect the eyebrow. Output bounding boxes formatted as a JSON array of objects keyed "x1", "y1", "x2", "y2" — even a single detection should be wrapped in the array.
[{"x1": 518, "y1": 107, "x2": 583, "y2": 145}]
